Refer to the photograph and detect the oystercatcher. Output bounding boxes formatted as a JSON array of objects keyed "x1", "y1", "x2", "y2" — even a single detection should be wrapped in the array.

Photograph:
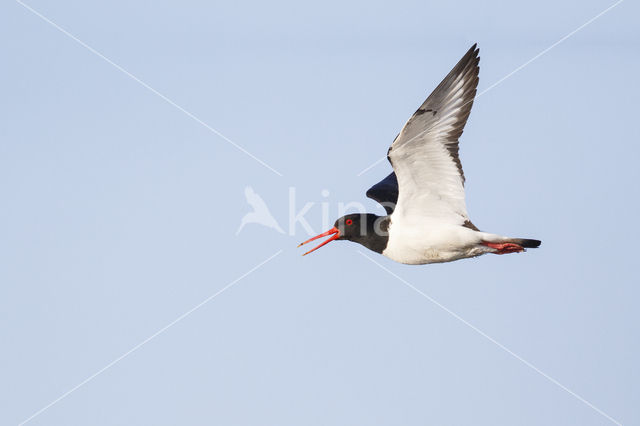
[{"x1": 298, "y1": 44, "x2": 541, "y2": 264}]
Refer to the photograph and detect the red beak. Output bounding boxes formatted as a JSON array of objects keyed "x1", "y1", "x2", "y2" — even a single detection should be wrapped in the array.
[{"x1": 297, "y1": 227, "x2": 340, "y2": 256}]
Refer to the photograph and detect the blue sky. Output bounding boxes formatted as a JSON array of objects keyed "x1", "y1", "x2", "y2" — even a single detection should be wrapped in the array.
[{"x1": 1, "y1": 0, "x2": 639, "y2": 425}]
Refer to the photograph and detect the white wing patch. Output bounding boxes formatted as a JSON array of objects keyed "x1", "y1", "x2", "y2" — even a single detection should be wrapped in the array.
[{"x1": 389, "y1": 45, "x2": 480, "y2": 226}]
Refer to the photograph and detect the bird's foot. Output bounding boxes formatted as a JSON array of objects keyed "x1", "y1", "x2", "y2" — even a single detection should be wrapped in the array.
[{"x1": 483, "y1": 242, "x2": 524, "y2": 254}]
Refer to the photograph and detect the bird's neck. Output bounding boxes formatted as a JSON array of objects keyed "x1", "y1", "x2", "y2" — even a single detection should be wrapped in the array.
[{"x1": 353, "y1": 214, "x2": 390, "y2": 254}]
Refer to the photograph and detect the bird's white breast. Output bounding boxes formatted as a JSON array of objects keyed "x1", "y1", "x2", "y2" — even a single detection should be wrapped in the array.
[{"x1": 382, "y1": 215, "x2": 488, "y2": 265}]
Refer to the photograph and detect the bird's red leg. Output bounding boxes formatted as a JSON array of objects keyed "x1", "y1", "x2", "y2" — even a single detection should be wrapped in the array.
[{"x1": 483, "y1": 242, "x2": 524, "y2": 254}]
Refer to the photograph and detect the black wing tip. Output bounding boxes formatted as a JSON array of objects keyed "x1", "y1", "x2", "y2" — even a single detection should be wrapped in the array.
[
  {"x1": 366, "y1": 172, "x2": 399, "y2": 215},
  {"x1": 448, "y1": 44, "x2": 480, "y2": 85},
  {"x1": 467, "y1": 43, "x2": 480, "y2": 67},
  {"x1": 465, "y1": 43, "x2": 480, "y2": 58},
  {"x1": 364, "y1": 188, "x2": 376, "y2": 199}
]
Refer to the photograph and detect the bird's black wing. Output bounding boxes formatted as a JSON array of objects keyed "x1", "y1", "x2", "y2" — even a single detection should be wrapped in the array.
[{"x1": 366, "y1": 172, "x2": 398, "y2": 215}]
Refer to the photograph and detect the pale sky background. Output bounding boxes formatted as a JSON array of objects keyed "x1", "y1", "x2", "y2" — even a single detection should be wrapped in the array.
[{"x1": 1, "y1": 0, "x2": 639, "y2": 425}]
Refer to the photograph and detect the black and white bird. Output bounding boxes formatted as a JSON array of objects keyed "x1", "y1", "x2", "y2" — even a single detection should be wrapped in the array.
[{"x1": 298, "y1": 44, "x2": 541, "y2": 265}]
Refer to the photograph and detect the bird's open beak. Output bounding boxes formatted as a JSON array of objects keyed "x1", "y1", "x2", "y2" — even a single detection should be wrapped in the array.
[{"x1": 297, "y1": 227, "x2": 340, "y2": 256}]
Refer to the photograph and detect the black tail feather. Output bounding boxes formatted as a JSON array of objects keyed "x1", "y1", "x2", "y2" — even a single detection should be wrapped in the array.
[{"x1": 510, "y1": 238, "x2": 541, "y2": 248}]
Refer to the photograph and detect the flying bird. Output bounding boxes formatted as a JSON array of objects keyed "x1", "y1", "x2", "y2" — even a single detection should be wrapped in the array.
[{"x1": 298, "y1": 44, "x2": 541, "y2": 264}]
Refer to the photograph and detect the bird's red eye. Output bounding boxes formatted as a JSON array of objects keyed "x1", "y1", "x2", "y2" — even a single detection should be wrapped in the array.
[{"x1": 346, "y1": 219, "x2": 353, "y2": 225}]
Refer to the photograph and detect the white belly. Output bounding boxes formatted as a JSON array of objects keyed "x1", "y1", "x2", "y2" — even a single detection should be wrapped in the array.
[{"x1": 382, "y1": 218, "x2": 490, "y2": 265}]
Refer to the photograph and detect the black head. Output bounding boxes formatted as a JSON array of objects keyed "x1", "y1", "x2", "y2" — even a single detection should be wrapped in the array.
[{"x1": 298, "y1": 213, "x2": 389, "y2": 255}]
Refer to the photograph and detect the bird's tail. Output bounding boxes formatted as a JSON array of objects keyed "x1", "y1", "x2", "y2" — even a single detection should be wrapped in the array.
[
  {"x1": 506, "y1": 238, "x2": 541, "y2": 248},
  {"x1": 481, "y1": 236, "x2": 541, "y2": 255}
]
